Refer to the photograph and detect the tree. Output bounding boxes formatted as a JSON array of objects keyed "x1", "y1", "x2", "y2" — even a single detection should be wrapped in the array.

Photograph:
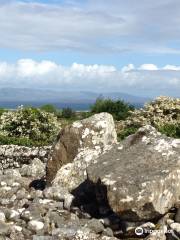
[
  {"x1": 61, "y1": 107, "x2": 75, "y2": 119},
  {"x1": 40, "y1": 104, "x2": 57, "y2": 114},
  {"x1": 91, "y1": 97, "x2": 134, "y2": 120}
]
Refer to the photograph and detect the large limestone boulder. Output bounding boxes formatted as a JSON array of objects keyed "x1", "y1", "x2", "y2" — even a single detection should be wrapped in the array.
[
  {"x1": 87, "y1": 125, "x2": 180, "y2": 221},
  {"x1": 46, "y1": 113, "x2": 117, "y2": 189}
]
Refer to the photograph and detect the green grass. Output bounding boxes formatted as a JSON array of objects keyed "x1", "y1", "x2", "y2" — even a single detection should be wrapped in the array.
[{"x1": 0, "y1": 135, "x2": 53, "y2": 147}]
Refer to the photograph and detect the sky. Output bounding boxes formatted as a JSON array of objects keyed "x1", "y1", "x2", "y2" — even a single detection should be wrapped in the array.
[{"x1": 0, "y1": 0, "x2": 180, "y2": 97}]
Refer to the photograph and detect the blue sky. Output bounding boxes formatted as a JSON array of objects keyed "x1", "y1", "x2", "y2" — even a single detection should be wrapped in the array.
[{"x1": 0, "y1": 0, "x2": 180, "y2": 97}]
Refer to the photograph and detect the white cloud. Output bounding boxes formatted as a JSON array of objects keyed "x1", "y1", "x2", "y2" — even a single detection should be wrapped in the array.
[
  {"x1": 0, "y1": 1, "x2": 127, "y2": 52},
  {"x1": 0, "y1": 59, "x2": 179, "y2": 97},
  {"x1": 163, "y1": 65, "x2": 180, "y2": 71},
  {"x1": 16, "y1": 59, "x2": 57, "y2": 77},
  {"x1": 121, "y1": 64, "x2": 135, "y2": 72},
  {"x1": 0, "y1": 0, "x2": 180, "y2": 53},
  {"x1": 139, "y1": 64, "x2": 158, "y2": 71}
]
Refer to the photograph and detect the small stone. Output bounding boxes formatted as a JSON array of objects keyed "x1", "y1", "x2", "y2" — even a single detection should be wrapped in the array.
[
  {"x1": 20, "y1": 158, "x2": 45, "y2": 178},
  {"x1": 102, "y1": 227, "x2": 114, "y2": 237},
  {"x1": 12, "y1": 182, "x2": 20, "y2": 187},
  {"x1": 16, "y1": 188, "x2": 27, "y2": 200},
  {"x1": 167, "y1": 219, "x2": 174, "y2": 225},
  {"x1": 51, "y1": 226, "x2": 78, "y2": 238},
  {"x1": 86, "y1": 219, "x2": 105, "y2": 234},
  {"x1": 0, "y1": 182, "x2": 7, "y2": 187},
  {"x1": 21, "y1": 210, "x2": 32, "y2": 221},
  {"x1": 170, "y1": 222, "x2": 180, "y2": 233},
  {"x1": 0, "y1": 221, "x2": 12, "y2": 235},
  {"x1": 13, "y1": 225, "x2": 23, "y2": 232},
  {"x1": 9, "y1": 210, "x2": 20, "y2": 221},
  {"x1": 28, "y1": 220, "x2": 44, "y2": 232},
  {"x1": 0, "y1": 212, "x2": 6, "y2": 222},
  {"x1": 63, "y1": 193, "x2": 74, "y2": 210},
  {"x1": 4, "y1": 169, "x2": 21, "y2": 178}
]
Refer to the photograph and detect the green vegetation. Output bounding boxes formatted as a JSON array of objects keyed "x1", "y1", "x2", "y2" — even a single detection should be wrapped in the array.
[
  {"x1": 0, "y1": 106, "x2": 61, "y2": 146},
  {"x1": 91, "y1": 98, "x2": 134, "y2": 120},
  {"x1": 0, "y1": 104, "x2": 88, "y2": 146},
  {"x1": 117, "y1": 96, "x2": 180, "y2": 140},
  {"x1": 0, "y1": 96, "x2": 179, "y2": 146},
  {"x1": 40, "y1": 104, "x2": 62, "y2": 118},
  {"x1": 117, "y1": 126, "x2": 140, "y2": 141},
  {"x1": 157, "y1": 123, "x2": 180, "y2": 138},
  {"x1": 78, "y1": 111, "x2": 92, "y2": 119},
  {"x1": 0, "y1": 135, "x2": 50, "y2": 147},
  {"x1": 40, "y1": 104, "x2": 77, "y2": 120},
  {"x1": 61, "y1": 107, "x2": 75, "y2": 119},
  {"x1": 0, "y1": 108, "x2": 6, "y2": 116},
  {"x1": 40, "y1": 104, "x2": 57, "y2": 114}
]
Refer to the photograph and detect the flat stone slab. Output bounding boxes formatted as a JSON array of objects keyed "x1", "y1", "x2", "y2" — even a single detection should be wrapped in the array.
[{"x1": 87, "y1": 125, "x2": 180, "y2": 221}]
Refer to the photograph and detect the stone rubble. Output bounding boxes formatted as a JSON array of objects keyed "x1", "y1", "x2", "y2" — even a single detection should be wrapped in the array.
[
  {"x1": 0, "y1": 145, "x2": 51, "y2": 170},
  {"x1": 0, "y1": 165, "x2": 121, "y2": 240}
]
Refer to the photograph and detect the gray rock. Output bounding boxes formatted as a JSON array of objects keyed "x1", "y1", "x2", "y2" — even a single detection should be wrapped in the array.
[
  {"x1": 170, "y1": 222, "x2": 180, "y2": 233},
  {"x1": 33, "y1": 236, "x2": 55, "y2": 240},
  {"x1": 73, "y1": 227, "x2": 118, "y2": 240},
  {"x1": 86, "y1": 218, "x2": 105, "y2": 234},
  {"x1": 102, "y1": 227, "x2": 114, "y2": 237},
  {"x1": 43, "y1": 186, "x2": 74, "y2": 207},
  {"x1": 9, "y1": 230, "x2": 25, "y2": 240},
  {"x1": 20, "y1": 158, "x2": 45, "y2": 178},
  {"x1": 87, "y1": 125, "x2": 180, "y2": 221},
  {"x1": 51, "y1": 226, "x2": 78, "y2": 238},
  {"x1": 4, "y1": 169, "x2": 21, "y2": 179},
  {"x1": 48, "y1": 113, "x2": 117, "y2": 191},
  {"x1": 63, "y1": 193, "x2": 75, "y2": 210},
  {"x1": 0, "y1": 221, "x2": 12, "y2": 235},
  {"x1": 0, "y1": 212, "x2": 5, "y2": 222},
  {"x1": 21, "y1": 210, "x2": 33, "y2": 221},
  {"x1": 6, "y1": 209, "x2": 20, "y2": 221},
  {"x1": 16, "y1": 188, "x2": 27, "y2": 200},
  {"x1": 28, "y1": 220, "x2": 44, "y2": 232},
  {"x1": 21, "y1": 204, "x2": 47, "y2": 221},
  {"x1": 30, "y1": 189, "x2": 43, "y2": 199}
]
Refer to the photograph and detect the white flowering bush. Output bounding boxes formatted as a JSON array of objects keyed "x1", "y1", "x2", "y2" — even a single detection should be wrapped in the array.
[
  {"x1": 0, "y1": 106, "x2": 61, "y2": 146},
  {"x1": 126, "y1": 96, "x2": 180, "y2": 126},
  {"x1": 117, "y1": 96, "x2": 180, "y2": 139}
]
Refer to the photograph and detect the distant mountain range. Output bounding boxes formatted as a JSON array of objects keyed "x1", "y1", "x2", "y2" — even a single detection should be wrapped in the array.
[{"x1": 0, "y1": 88, "x2": 151, "y2": 110}]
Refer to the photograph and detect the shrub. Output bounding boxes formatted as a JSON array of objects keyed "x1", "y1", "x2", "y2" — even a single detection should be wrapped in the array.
[
  {"x1": 157, "y1": 123, "x2": 180, "y2": 138},
  {"x1": 61, "y1": 107, "x2": 75, "y2": 119},
  {"x1": 117, "y1": 96, "x2": 180, "y2": 139},
  {"x1": 125, "y1": 96, "x2": 179, "y2": 127},
  {"x1": 0, "y1": 106, "x2": 61, "y2": 146},
  {"x1": 78, "y1": 111, "x2": 92, "y2": 119},
  {"x1": 117, "y1": 126, "x2": 139, "y2": 141},
  {"x1": 0, "y1": 108, "x2": 6, "y2": 116},
  {"x1": 40, "y1": 104, "x2": 57, "y2": 114},
  {"x1": 91, "y1": 97, "x2": 134, "y2": 120},
  {"x1": 40, "y1": 104, "x2": 62, "y2": 119}
]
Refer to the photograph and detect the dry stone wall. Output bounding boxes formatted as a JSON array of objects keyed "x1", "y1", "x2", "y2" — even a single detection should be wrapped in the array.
[{"x1": 0, "y1": 145, "x2": 51, "y2": 170}]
